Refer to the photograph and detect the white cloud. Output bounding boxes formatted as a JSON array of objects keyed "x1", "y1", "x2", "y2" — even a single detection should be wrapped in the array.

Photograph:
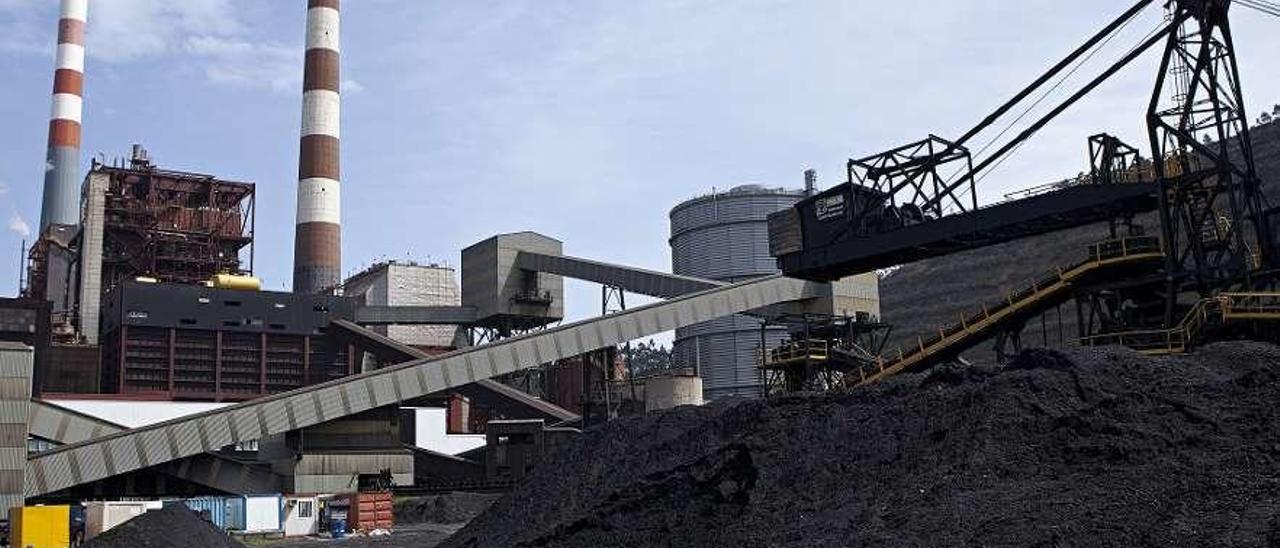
[
  {"x1": 88, "y1": 0, "x2": 243, "y2": 62},
  {"x1": 186, "y1": 35, "x2": 300, "y2": 94},
  {"x1": 0, "y1": 0, "x2": 52, "y2": 55},
  {"x1": 343, "y1": 80, "x2": 366, "y2": 94},
  {"x1": 78, "y1": 0, "x2": 302, "y2": 93},
  {"x1": 7, "y1": 214, "x2": 30, "y2": 239}
]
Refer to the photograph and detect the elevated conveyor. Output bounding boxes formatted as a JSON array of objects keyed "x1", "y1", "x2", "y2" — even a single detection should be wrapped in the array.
[
  {"x1": 773, "y1": 177, "x2": 1160, "y2": 281},
  {"x1": 852, "y1": 237, "x2": 1164, "y2": 386},
  {"x1": 331, "y1": 319, "x2": 579, "y2": 423},
  {"x1": 28, "y1": 400, "x2": 282, "y2": 495},
  {"x1": 514, "y1": 251, "x2": 724, "y2": 298},
  {"x1": 26, "y1": 275, "x2": 825, "y2": 497}
]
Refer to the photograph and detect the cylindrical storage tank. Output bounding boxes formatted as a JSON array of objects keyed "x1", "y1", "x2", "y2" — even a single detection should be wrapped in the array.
[
  {"x1": 669, "y1": 185, "x2": 806, "y2": 400},
  {"x1": 645, "y1": 375, "x2": 704, "y2": 412}
]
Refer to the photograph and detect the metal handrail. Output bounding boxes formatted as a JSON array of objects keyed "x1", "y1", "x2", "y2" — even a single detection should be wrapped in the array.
[
  {"x1": 1081, "y1": 292, "x2": 1280, "y2": 354},
  {"x1": 859, "y1": 236, "x2": 1163, "y2": 384},
  {"x1": 762, "y1": 339, "x2": 830, "y2": 367}
]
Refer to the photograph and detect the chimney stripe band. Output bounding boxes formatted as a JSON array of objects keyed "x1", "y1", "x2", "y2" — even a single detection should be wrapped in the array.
[
  {"x1": 301, "y1": 90, "x2": 340, "y2": 138},
  {"x1": 61, "y1": 0, "x2": 87, "y2": 22},
  {"x1": 296, "y1": 178, "x2": 341, "y2": 225},
  {"x1": 48, "y1": 120, "x2": 81, "y2": 148},
  {"x1": 50, "y1": 93, "x2": 83, "y2": 123},
  {"x1": 306, "y1": 7, "x2": 340, "y2": 52},
  {"x1": 52, "y1": 69, "x2": 83, "y2": 96},
  {"x1": 58, "y1": 19, "x2": 85, "y2": 45},
  {"x1": 55, "y1": 44, "x2": 85, "y2": 72},
  {"x1": 303, "y1": 50, "x2": 339, "y2": 92},
  {"x1": 298, "y1": 135, "x2": 339, "y2": 180}
]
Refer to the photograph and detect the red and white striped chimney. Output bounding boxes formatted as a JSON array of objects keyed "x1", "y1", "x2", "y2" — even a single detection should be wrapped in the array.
[
  {"x1": 38, "y1": 0, "x2": 88, "y2": 231},
  {"x1": 294, "y1": 0, "x2": 341, "y2": 294}
]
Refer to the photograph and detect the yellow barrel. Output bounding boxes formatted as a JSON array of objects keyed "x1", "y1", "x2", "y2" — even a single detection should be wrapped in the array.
[
  {"x1": 210, "y1": 274, "x2": 262, "y2": 291},
  {"x1": 10, "y1": 505, "x2": 71, "y2": 548}
]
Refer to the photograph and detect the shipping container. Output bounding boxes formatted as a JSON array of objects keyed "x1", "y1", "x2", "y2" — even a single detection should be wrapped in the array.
[
  {"x1": 10, "y1": 505, "x2": 70, "y2": 548},
  {"x1": 224, "y1": 496, "x2": 246, "y2": 531},
  {"x1": 178, "y1": 497, "x2": 232, "y2": 530},
  {"x1": 244, "y1": 495, "x2": 282, "y2": 533},
  {"x1": 345, "y1": 492, "x2": 393, "y2": 531}
]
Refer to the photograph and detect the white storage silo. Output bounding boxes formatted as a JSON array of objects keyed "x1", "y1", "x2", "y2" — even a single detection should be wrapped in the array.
[{"x1": 669, "y1": 185, "x2": 807, "y2": 400}]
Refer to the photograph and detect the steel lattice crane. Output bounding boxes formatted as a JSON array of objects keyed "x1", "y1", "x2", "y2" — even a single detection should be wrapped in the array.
[{"x1": 767, "y1": 0, "x2": 1280, "y2": 374}]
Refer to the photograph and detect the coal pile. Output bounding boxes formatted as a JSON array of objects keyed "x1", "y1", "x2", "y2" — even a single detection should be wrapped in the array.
[
  {"x1": 444, "y1": 342, "x2": 1280, "y2": 547},
  {"x1": 396, "y1": 492, "x2": 501, "y2": 524},
  {"x1": 84, "y1": 504, "x2": 243, "y2": 548}
]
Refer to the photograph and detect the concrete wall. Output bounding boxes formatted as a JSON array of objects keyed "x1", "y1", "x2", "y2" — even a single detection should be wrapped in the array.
[
  {"x1": 346, "y1": 263, "x2": 463, "y2": 348},
  {"x1": 78, "y1": 172, "x2": 107, "y2": 344},
  {"x1": 0, "y1": 343, "x2": 32, "y2": 511},
  {"x1": 289, "y1": 452, "x2": 413, "y2": 494}
]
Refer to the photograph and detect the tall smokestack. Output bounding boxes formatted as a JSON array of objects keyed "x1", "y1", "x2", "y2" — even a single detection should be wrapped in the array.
[
  {"x1": 38, "y1": 0, "x2": 88, "y2": 231},
  {"x1": 294, "y1": 0, "x2": 341, "y2": 294}
]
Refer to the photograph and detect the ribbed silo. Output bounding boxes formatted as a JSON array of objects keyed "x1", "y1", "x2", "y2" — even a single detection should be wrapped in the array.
[{"x1": 669, "y1": 185, "x2": 806, "y2": 400}]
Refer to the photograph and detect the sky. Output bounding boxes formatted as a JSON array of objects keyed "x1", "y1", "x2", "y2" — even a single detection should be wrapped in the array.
[{"x1": 1, "y1": 0, "x2": 1279, "y2": 326}]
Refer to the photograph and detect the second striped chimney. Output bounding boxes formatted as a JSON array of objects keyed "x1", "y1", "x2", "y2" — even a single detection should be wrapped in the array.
[{"x1": 293, "y1": 0, "x2": 342, "y2": 294}]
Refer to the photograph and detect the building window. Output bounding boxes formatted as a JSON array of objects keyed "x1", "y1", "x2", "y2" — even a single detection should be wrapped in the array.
[
  {"x1": 224, "y1": 300, "x2": 241, "y2": 307},
  {"x1": 298, "y1": 500, "x2": 313, "y2": 519}
]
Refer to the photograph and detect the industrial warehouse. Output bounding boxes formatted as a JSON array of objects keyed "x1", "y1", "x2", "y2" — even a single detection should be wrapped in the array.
[{"x1": 2, "y1": 0, "x2": 1280, "y2": 546}]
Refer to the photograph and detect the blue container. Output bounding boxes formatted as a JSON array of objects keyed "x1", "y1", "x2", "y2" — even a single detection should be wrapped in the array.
[
  {"x1": 180, "y1": 497, "x2": 230, "y2": 530},
  {"x1": 224, "y1": 496, "x2": 246, "y2": 531},
  {"x1": 330, "y1": 519, "x2": 347, "y2": 539}
]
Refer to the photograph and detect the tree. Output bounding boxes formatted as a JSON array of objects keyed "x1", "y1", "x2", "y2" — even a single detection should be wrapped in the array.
[
  {"x1": 1260, "y1": 112, "x2": 1274, "y2": 125},
  {"x1": 624, "y1": 340, "x2": 673, "y2": 376}
]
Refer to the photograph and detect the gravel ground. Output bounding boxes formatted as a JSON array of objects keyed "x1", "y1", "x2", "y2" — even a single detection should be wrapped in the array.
[
  {"x1": 444, "y1": 342, "x2": 1280, "y2": 547},
  {"x1": 259, "y1": 523, "x2": 463, "y2": 548}
]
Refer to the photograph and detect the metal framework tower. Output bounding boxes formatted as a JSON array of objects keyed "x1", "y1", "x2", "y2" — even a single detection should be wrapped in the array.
[{"x1": 1146, "y1": 0, "x2": 1275, "y2": 324}]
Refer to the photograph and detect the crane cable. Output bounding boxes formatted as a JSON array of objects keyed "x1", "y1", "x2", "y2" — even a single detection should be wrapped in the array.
[
  {"x1": 968, "y1": 17, "x2": 1172, "y2": 197},
  {"x1": 934, "y1": 5, "x2": 1153, "y2": 213},
  {"x1": 1236, "y1": 0, "x2": 1280, "y2": 18}
]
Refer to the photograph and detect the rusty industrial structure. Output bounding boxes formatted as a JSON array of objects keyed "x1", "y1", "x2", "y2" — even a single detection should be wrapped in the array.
[{"x1": 97, "y1": 147, "x2": 255, "y2": 289}]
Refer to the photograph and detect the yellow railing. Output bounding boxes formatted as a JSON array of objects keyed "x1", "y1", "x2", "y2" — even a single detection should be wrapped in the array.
[
  {"x1": 1080, "y1": 292, "x2": 1280, "y2": 355},
  {"x1": 760, "y1": 339, "x2": 830, "y2": 368},
  {"x1": 854, "y1": 236, "x2": 1164, "y2": 386}
]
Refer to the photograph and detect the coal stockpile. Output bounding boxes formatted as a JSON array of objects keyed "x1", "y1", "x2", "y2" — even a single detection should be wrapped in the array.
[
  {"x1": 84, "y1": 505, "x2": 243, "y2": 548},
  {"x1": 396, "y1": 492, "x2": 501, "y2": 524},
  {"x1": 444, "y1": 342, "x2": 1280, "y2": 547}
]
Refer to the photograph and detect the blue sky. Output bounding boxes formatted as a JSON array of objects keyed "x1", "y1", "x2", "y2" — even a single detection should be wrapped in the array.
[{"x1": 1, "y1": 1, "x2": 1279, "y2": 323}]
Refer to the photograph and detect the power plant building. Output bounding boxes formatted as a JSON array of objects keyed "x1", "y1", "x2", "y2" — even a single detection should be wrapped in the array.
[
  {"x1": 343, "y1": 261, "x2": 466, "y2": 351},
  {"x1": 670, "y1": 184, "x2": 879, "y2": 400}
]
